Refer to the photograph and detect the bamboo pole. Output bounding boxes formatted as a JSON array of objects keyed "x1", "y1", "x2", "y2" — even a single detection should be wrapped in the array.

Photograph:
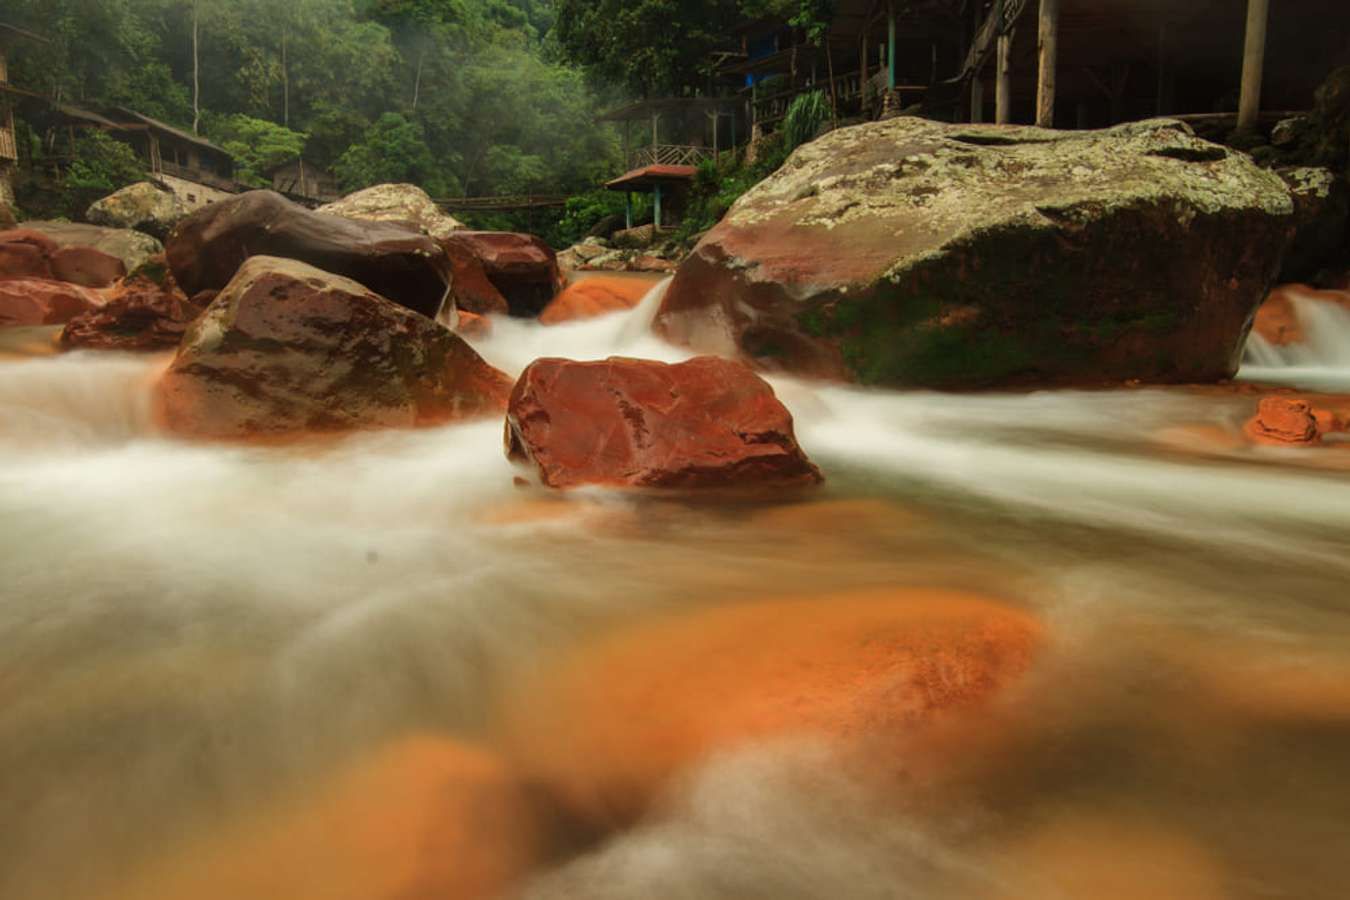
[
  {"x1": 996, "y1": 31, "x2": 1013, "y2": 124},
  {"x1": 1035, "y1": 0, "x2": 1059, "y2": 128},
  {"x1": 971, "y1": 72, "x2": 985, "y2": 123},
  {"x1": 887, "y1": 1, "x2": 897, "y2": 91},
  {"x1": 1237, "y1": 0, "x2": 1270, "y2": 132}
]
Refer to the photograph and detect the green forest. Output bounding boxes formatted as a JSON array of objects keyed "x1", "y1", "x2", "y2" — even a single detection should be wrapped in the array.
[{"x1": 4, "y1": 0, "x2": 830, "y2": 240}]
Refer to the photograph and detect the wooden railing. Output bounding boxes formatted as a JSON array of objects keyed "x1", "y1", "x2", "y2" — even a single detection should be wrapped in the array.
[
  {"x1": 155, "y1": 160, "x2": 239, "y2": 193},
  {"x1": 437, "y1": 194, "x2": 568, "y2": 212},
  {"x1": 628, "y1": 144, "x2": 714, "y2": 169},
  {"x1": 752, "y1": 71, "x2": 865, "y2": 128}
]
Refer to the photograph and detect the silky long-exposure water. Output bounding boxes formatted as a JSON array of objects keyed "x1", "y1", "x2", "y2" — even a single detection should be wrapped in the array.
[{"x1": 2, "y1": 280, "x2": 1350, "y2": 900}]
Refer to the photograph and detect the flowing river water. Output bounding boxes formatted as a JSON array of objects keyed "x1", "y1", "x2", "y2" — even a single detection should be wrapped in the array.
[{"x1": 2, "y1": 278, "x2": 1350, "y2": 900}]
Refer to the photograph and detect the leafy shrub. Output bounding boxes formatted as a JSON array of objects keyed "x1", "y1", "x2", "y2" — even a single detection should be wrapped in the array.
[
  {"x1": 783, "y1": 89, "x2": 829, "y2": 154},
  {"x1": 64, "y1": 131, "x2": 144, "y2": 193},
  {"x1": 207, "y1": 114, "x2": 308, "y2": 188}
]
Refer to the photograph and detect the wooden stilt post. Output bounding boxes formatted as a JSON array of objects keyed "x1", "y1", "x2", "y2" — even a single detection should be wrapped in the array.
[
  {"x1": 996, "y1": 31, "x2": 1013, "y2": 124},
  {"x1": 625, "y1": 192, "x2": 633, "y2": 230},
  {"x1": 1036, "y1": 0, "x2": 1059, "y2": 128},
  {"x1": 887, "y1": 1, "x2": 897, "y2": 92},
  {"x1": 653, "y1": 184, "x2": 662, "y2": 231},
  {"x1": 1237, "y1": 0, "x2": 1270, "y2": 132},
  {"x1": 971, "y1": 72, "x2": 985, "y2": 123}
]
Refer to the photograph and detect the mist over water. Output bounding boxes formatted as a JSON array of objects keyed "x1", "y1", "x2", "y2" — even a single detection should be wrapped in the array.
[{"x1": 3, "y1": 283, "x2": 1350, "y2": 900}]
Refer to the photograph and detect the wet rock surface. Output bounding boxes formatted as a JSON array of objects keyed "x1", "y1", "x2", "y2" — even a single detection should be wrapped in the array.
[
  {"x1": 443, "y1": 232, "x2": 562, "y2": 317},
  {"x1": 60, "y1": 276, "x2": 206, "y2": 352},
  {"x1": 505, "y1": 355, "x2": 823, "y2": 489},
  {"x1": 155, "y1": 255, "x2": 512, "y2": 439},
  {"x1": 0, "y1": 228, "x2": 126, "y2": 288},
  {"x1": 165, "y1": 191, "x2": 452, "y2": 320},
  {"x1": 16, "y1": 221, "x2": 163, "y2": 277},
  {"x1": 656, "y1": 117, "x2": 1295, "y2": 387},
  {"x1": 319, "y1": 183, "x2": 465, "y2": 239},
  {"x1": 0, "y1": 277, "x2": 103, "y2": 326}
]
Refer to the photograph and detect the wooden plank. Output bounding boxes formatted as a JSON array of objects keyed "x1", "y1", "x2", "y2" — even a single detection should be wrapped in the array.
[
  {"x1": 1237, "y1": 0, "x2": 1269, "y2": 131},
  {"x1": 996, "y1": 31, "x2": 1013, "y2": 124}
]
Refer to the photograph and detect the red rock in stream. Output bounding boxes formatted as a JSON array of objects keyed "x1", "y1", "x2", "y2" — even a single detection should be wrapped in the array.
[
  {"x1": 443, "y1": 232, "x2": 563, "y2": 317},
  {"x1": 497, "y1": 588, "x2": 1043, "y2": 824},
  {"x1": 504, "y1": 355, "x2": 823, "y2": 489},
  {"x1": 60, "y1": 276, "x2": 206, "y2": 352},
  {"x1": 538, "y1": 276, "x2": 653, "y2": 325},
  {"x1": 155, "y1": 256, "x2": 512, "y2": 439},
  {"x1": 0, "y1": 277, "x2": 102, "y2": 326},
  {"x1": 1244, "y1": 396, "x2": 1322, "y2": 445}
]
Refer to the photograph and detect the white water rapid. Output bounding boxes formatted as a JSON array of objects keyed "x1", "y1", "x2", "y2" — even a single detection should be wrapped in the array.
[{"x1": 2, "y1": 277, "x2": 1350, "y2": 900}]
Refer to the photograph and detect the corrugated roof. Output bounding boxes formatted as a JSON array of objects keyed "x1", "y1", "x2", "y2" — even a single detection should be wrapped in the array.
[{"x1": 109, "y1": 107, "x2": 230, "y2": 157}]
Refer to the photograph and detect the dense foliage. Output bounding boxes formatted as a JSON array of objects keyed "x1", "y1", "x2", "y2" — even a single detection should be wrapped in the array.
[
  {"x1": 551, "y1": 0, "x2": 834, "y2": 96},
  {"x1": 5, "y1": 0, "x2": 621, "y2": 203}
]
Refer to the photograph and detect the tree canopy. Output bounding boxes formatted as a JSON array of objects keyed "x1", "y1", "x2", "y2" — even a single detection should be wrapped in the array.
[{"x1": 4, "y1": 0, "x2": 621, "y2": 200}]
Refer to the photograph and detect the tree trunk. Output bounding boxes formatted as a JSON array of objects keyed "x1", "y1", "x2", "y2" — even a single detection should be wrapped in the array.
[
  {"x1": 412, "y1": 52, "x2": 424, "y2": 111},
  {"x1": 192, "y1": 0, "x2": 201, "y2": 135},
  {"x1": 281, "y1": 28, "x2": 290, "y2": 128}
]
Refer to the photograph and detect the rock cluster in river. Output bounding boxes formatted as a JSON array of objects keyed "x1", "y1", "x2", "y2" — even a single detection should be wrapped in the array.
[
  {"x1": 656, "y1": 117, "x2": 1295, "y2": 388},
  {"x1": 505, "y1": 356, "x2": 822, "y2": 489},
  {"x1": 165, "y1": 190, "x2": 454, "y2": 320},
  {"x1": 443, "y1": 231, "x2": 563, "y2": 317},
  {"x1": 60, "y1": 273, "x2": 207, "y2": 352},
  {"x1": 155, "y1": 256, "x2": 512, "y2": 439}
]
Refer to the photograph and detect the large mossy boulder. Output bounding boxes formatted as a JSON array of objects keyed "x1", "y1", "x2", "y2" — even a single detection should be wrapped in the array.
[
  {"x1": 86, "y1": 181, "x2": 189, "y2": 239},
  {"x1": 155, "y1": 256, "x2": 512, "y2": 439},
  {"x1": 165, "y1": 191, "x2": 452, "y2": 320},
  {"x1": 655, "y1": 117, "x2": 1296, "y2": 388},
  {"x1": 318, "y1": 183, "x2": 465, "y2": 239}
]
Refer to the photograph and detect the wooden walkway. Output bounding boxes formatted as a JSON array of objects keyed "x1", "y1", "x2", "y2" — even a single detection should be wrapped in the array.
[{"x1": 436, "y1": 194, "x2": 568, "y2": 212}]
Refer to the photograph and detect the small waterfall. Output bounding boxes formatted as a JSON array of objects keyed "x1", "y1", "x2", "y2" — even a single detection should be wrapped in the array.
[{"x1": 1240, "y1": 288, "x2": 1350, "y2": 391}]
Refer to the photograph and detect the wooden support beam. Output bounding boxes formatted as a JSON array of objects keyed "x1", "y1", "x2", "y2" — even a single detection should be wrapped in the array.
[
  {"x1": 971, "y1": 72, "x2": 985, "y2": 123},
  {"x1": 996, "y1": 31, "x2": 1013, "y2": 124},
  {"x1": 1237, "y1": 0, "x2": 1270, "y2": 132},
  {"x1": 1035, "y1": 0, "x2": 1059, "y2": 128},
  {"x1": 654, "y1": 183, "x2": 663, "y2": 230}
]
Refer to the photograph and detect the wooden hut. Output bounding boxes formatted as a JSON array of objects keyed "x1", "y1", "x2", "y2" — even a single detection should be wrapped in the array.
[
  {"x1": 0, "y1": 22, "x2": 49, "y2": 208},
  {"x1": 266, "y1": 157, "x2": 340, "y2": 205}
]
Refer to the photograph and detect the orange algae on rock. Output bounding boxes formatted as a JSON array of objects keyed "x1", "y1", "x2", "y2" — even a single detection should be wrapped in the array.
[
  {"x1": 109, "y1": 737, "x2": 537, "y2": 900},
  {"x1": 497, "y1": 588, "x2": 1043, "y2": 823}
]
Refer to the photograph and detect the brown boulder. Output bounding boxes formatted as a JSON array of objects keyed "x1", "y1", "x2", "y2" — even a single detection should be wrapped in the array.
[
  {"x1": 1244, "y1": 396, "x2": 1321, "y2": 445},
  {"x1": 505, "y1": 355, "x2": 823, "y2": 489},
  {"x1": 443, "y1": 232, "x2": 562, "y2": 317},
  {"x1": 538, "y1": 276, "x2": 653, "y2": 325},
  {"x1": 165, "y1": 190, "x2": 452, "y2": 320},
  {"x1": 497, "y1": 589, "x2": 1043, "y2": 823},
  {"x1": 0, "y1": 277, "x2": 102, "y2": 326},
  {"x1": 655, "y1": 118, "x2": 1294, "y2": 387},
  {"x1": 441, "y1": 238, "x2": 510, "y2": 316},
  {"x1": 0, "y1": 228, "x2": 127, "y2": 287},
  {"x1": 155, "y1": 256, "x2": 512, "y2": 439},
  {"x1": 0, "y1": 229, "x2": 59, "y2": 280},
  {"x1": 60, "y1": 277, "x2": 205, "y2": 352},
  {"x1": 17, "y1": 221, "x2": 162, "y2": 275}
]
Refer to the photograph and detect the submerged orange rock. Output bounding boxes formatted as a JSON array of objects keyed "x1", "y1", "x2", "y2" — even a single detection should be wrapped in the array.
[
  {"x1": 110, "y1": 737, "x2": 537, "y2": 900},
  {"x1": 538, "y1": 276, "x2": 654, "y2": 325},
  {"x1": 497, "y1": 588, "x2": 1043, "y2": 823}
]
